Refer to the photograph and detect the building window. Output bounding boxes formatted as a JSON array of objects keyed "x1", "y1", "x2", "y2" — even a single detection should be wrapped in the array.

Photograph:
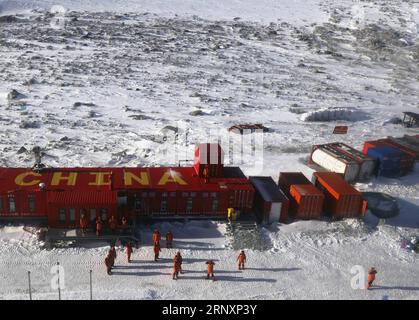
[
  {"x1": 212, "y1": 198, "x2": 219, "y2": 211},
  {"x1": 59, "y1": 208, "x2": 66, "y2": 224},
  {"x1": 203, "y1": 192, "x2": 209, "y2": 198},
  {"x1": 182, "y1": 192, "x2": 189, "y2": 198},
  {"x1": 134, "y1": 198, "x2": 141, "y2": 210},
  {"x1": 69, "y1": 208, "x2": 76, "y2": 223},
  {"x1": 190, "y1": 192, "x2": 197, "y2": 198},
  {"x1": 0, "y1": 197, "x2": 3, "y2": 213},
  {"x1": 28, "y1": 195, "x2": 36, "y2": 212},
  {"x1": 8, "y1": 197, "x2": 16, "y2": 213},
  {"x1": 170, "y1": 192, "x2": 176, "y2": 197},
  {"x1": 161, "y1": 199, "x2": 167, "y2": 212},
  {"x1": 100, "y1": 208, "x2": 108, "y2": 221},
  {"x1": 89, "y1": 208, "x2": 96, "y2": 221},
  {"x1": 186, "y1": 198, "x2": 193, "y2": 211}
]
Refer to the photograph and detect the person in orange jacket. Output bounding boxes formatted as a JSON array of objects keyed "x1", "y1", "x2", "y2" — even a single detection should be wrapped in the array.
[
  {"x1": 206, "y1": 260, "x2": 215, "y2": 280},
  {"x1": 366, "y1": 267, "x2": 377, "y2": 290},
  {"x1": 80, "y1": 213, "x2": 88, "y2": 235},
  {"x1": 152, "y1": 229, "x2": 161, "y2": 245},
  {"x1": 96, "y1": 217, "x2": 102, "y2": 236},
  {"x1": 121, "y1": 216, "x2": 129, "y2": 234},
  {"x1": 237, "y1": 250, "x2": 246, "y2": 270},
  {"x1": 105, "y1": 253, "x2": 113, "y2": 275},
  {"x1": 173, "y1": 252, "x2": 182, "y2": 280},
  {"x1": 153, "y1": 242, "x2": 161, "y2": 261},
  {"x1": 126, "y1": 242, "x2": 133, "y2": 263},
  {"x1": 109, "y1": 246, "x2": 117, "y2": 267},
  {"x1": 109, "y1": 215, "x2": 117, "y2": 234},
  {"x1": 166, "y1": 231, "x2": 174, "y2": 249},
  {"x1": 174, "y1": 251, "x2": 183, "y2": 274}
]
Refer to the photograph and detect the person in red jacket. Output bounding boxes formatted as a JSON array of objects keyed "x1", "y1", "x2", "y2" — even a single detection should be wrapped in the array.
[
  {"x1": 109, "y1": 246, "x2": 117, "y2": 267},
  {"x1": 108, "y1": 215, "x2": 117, "y2": 234},
  {"x1": 206, "y1": 260, "x2": 215, "y2": 280},
  {"x1": 105, "y1": 254, "x2": 113, "y2": 275},
  {"x1": 121, "y1": 216, "x2": 129, "y2": 234},
  {"x1": 173, "y1": 252, "x2": 182, "y2": 280},
  {"x1": 153, "y1": 242, "x2": 161, "y2": 261},
  {"x1": 366, "y1": 267, "x2": 377, "y2": 290},
  {"x1": 96, "y1": 217, "x2": 102, "y2": 236},
  {"x1": 126, "y1": 242, "x2": 133, "y2": 263},
  {"x1": 237, "y1": 250, "x2": 246, "y2": 270},
  {"x1": 80, "y1": 213, "x2": 88, "y2": 235},
  {"x1": 166, "y1": 231, "x2": 174, "y2": 249},
  {"x1": 152, "y1": 229, "x2": 161, "y2": 245}
]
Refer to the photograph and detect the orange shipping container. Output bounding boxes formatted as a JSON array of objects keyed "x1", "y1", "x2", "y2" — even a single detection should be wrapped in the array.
[
  {"x1": 289, "y1": 184, "x2": 324, "y2": 220},
  {"x1": 278, "y1": 172, "x2": 312, "y2": 199},
  {"x1": 312, "y1": 172, "x2": 365, "y2": 219}
]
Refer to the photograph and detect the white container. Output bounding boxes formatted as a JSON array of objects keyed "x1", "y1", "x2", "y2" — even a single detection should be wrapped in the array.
[
  {"x1": 311, "y1": 148, "x2": 360, "y2": 182},
  {"x1": 332, "y1": 143, "x2": 376, "y2": 181}
]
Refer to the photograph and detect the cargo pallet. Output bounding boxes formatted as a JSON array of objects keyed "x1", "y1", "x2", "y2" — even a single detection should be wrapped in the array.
[{"x1": 226, "y1": 218, "x2": 269, "y2": 251}]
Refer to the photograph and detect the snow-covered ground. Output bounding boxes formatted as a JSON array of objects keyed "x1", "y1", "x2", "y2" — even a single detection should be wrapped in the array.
[{"x1": 0, "y1": 0, "x2": 418, "y2": 300}]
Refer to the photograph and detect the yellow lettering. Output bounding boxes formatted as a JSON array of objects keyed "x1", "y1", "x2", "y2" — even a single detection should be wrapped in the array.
[
  {"x1": 15, "y1": 172, "x2": 42, "y2": 186},
  {"x1": 51, "y1": 172, "x2": 77, "y2": 186},
  {"x1": 158, "y1": 171, "x2": 188, "y2": 186},
  {"x1": 88, "y1": 172, "x2": 111, "y2": 186},
  {"x1": 124, "y1": 171, "x2": 149, "y2": 186}
]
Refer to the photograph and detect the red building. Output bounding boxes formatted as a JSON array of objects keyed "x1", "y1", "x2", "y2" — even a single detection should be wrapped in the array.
[{"x1": 0, "y1": 144, "x2": 254, "y2": 228}]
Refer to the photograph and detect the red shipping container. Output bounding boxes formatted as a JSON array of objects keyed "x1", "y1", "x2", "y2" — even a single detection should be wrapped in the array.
[
  {"x1": 289, "y1": 184, "x2": 324, "y2": 220},
  {"x1": 312, "y1": 172, "x2": 365, "y2": 219},
  {"x1": 278, "y1": 172, "x2": 311, "y2": 198}
]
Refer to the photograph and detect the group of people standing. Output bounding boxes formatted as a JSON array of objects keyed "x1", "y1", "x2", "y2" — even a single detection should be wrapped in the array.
[
  {"x1": 104, "y1": 228, "x2": 248, "y2": 280},
  {"x1": 80, "y1": 214, "x2": 129, "y2": 236},
  {"x1": 105, "y1": 242, "x2": 134, "y2": 275}
]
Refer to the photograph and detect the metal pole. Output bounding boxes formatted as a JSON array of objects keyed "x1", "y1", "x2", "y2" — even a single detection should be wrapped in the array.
[
  {"x1": 57, "y1": 262, "x2": 61, "y2": 300},
  {"x1": 89, "y1": 270, "x2": 93, "y2": 300},
  {"x1": 28, "y1": 271, "x2": 32, "y2": 300}
]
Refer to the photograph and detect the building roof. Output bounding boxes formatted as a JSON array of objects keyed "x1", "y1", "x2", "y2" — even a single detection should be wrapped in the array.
[
  {"x1": 0, "y1": 166, "x2": 252, "y2": 193},
  {"x1": 249, "y1": 176, "x2": 288, "y2": 203}
]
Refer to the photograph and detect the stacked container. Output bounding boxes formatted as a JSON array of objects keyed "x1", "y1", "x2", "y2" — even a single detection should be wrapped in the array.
[
  {"x1": 312, "y1": 172, "x2": 366, "y2": 219},
  {"x1": 366, "y1": 146, "x2": 408, "y2": 177},
  {"x1": 310, "y1": 145, "x2": 360, "y2": 182},
  {"x1": 403, "y1": 134, "x2": 419, "y2": 145},
  {"x1": 388, "y1": 136, "x2": 419, "y2": 160},
  {"x1": 249, "y1": 176, "x2": 289, "y2": 224},
  {"x1": 278, "y1": 172, "x2": 324, "y2": 220},
  {"x1": 317, "y1": 143, "x2": 376, "y2": 181},
  {"x1": 363, "y1": 140, "x2": 415, "y2": 176}
]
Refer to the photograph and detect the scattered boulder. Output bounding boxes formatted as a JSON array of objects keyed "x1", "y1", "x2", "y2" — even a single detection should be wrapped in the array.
[
  {"x1": 161, "y1": 125, "x2": 179, "y2": 135},
  {"x1": 17, "y1": 146, "x2": 28, "y2": 154},
  {"x1": 73, "y1": 102, "x2": 96, "y2": 108},
  {"x1": 23, "y1": 78, "x2": 38, "y2": 86},
  {"x1": 189, "y1": 109, "x2": 206, "y2": 116},
  {"x1": 19, "y1": 120, "x2": 40, "y2": 129},
  {"x1": 0, "y1": 15, "x2": 18, "y2": 23},
  {"x1": 7, "y1": 89, "x2": 24, "y2": 100},
  {"x1": 129, "y1": 114, "x2": 152, "y2": 120}
]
